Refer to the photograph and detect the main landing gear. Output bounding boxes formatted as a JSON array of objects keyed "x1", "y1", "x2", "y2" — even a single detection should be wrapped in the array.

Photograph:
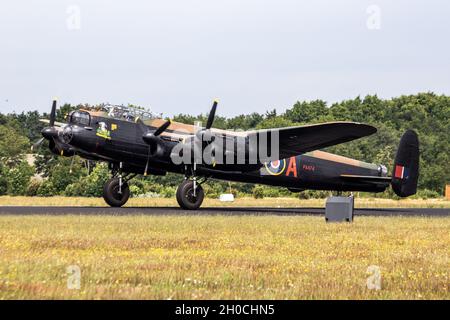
[
  {"x1": 103, "y1": 163, "x2": 135, "y2": 207},
  {"x1": 102, "y1": 162, "x2": 207, "y2": 210},
  {"x1": 176, "y1": 164, "x2": 207, "y2": 210},
  {"x1": 103, "y1": 177, "x2": 130, "y2": 207},
  {"x1": 176, "y1": 179, "x2": 205, "y2": 210}
]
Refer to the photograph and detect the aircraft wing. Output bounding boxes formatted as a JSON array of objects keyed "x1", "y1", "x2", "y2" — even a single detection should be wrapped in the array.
[
  {"x1": 247, "y1": 122, "x2": 377, "y2": 160},
  {"x1": 39, "y1": 119, "x2": 66, "y2": 127}
]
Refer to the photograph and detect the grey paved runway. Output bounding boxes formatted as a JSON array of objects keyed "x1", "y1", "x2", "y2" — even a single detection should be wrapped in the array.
[{"x1": 0, "y1": 206, "x2": 448, "y2": 216}]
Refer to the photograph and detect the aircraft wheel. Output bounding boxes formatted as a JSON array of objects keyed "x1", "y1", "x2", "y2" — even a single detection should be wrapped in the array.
[
  {"x1": 176, "y1": 180, "x2": 204, "y2": 210},
  {"x1": 103, "y1": 178, "x2": 130, "y2": 207}
]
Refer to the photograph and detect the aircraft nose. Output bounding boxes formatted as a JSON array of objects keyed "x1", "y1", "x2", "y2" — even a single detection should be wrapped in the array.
[
  {"x1": 41, "y1": 127, "x2": 58, "y2": 140},
  {"x1": 62, "y1": 125, "x2": 97, "y2": 152}
]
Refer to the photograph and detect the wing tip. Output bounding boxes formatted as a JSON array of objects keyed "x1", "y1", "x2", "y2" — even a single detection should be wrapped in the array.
[{"x1": 359, "y1": 123, "x2": 377, "y2": 136}]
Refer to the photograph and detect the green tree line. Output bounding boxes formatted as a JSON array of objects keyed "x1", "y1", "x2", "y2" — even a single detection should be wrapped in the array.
[{"x1": 0, "y1": 93, "x2": 448, "y2": 199}]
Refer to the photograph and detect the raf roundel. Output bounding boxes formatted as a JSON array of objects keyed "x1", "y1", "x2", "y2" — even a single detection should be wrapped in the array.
[{"x1": 265, "y1": 159, "x2": 287, "y2": 176}]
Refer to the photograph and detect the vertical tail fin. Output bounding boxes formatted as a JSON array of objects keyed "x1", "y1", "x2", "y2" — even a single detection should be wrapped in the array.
[{"x1": 391, "y1": 130, "x2": 419, "y2": 197}]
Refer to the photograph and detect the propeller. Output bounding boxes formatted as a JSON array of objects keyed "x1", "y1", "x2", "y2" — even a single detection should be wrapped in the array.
[
  {"x1": 196, "y1": 100, "x2": 218, "y2": 140},
  {"x1": 31, "y1": 137, "x2": 45, "y2": 152},
  {"x1": 69, "y1": 155, "x2": 76, "y2": 174},
  {"x1": 86, "y1": 160, "x2": 92, "y2": 175},
  {"x1": 49, "y1": 99, "x2": 57, "y2": 127},
  {"x1": 137, "y1": 118, "x2": 172, "y2": 175},
  {"x1": 198, "y1": 100, "x2": 219, "y2": 165},
  {"x1": 138, "y1": 118, "x2": 172, "y2": 145},
  {"x1": 150, "y1": 119, "x2": 172, "y2": 139},
  {"x1": 206, "y1": 100, "x2": 218, "y2": 130},
  {"x1": 31, "y1": 99, "x2": 59, "y2": 151},
  {"x1": 174, "y1": 100, "x2": 220, "y2": 166}
]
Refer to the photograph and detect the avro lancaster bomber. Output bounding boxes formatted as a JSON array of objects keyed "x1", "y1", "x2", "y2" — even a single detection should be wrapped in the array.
[{"x1": 35, "y1": 99, "x2": 419, "y2": 209}]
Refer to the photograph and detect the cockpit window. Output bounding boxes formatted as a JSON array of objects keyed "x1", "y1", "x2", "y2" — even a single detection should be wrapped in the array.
[
  {"x1": 104, "y1": 105, "x2": 159, "y2": 122},
  {"x1": 70, "y1": 111, "x2": 91, "y2": 126}
]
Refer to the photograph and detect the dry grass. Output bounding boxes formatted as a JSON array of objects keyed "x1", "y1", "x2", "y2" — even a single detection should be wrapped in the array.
[
  {"x1": 0, "y1": 214, "x2": 448, "y2": 299},
  {"x1": 0, "y1": 196, "x2": 449, "y2": 208}
]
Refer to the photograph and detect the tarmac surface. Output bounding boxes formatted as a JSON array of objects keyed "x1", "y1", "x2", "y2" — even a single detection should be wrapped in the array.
[{"x1": 0, "y1": 206, "x2": 448, "y2": 216}]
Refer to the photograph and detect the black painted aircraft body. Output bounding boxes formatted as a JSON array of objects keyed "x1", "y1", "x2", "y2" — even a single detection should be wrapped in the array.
[{"x1": 37, "y1": 100, "x2": 420, "y2": 209}]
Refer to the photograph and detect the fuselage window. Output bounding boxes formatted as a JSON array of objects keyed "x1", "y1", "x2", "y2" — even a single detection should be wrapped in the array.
[{"x1": 70, "y1": 111, "x2": 91, "y2": 126}]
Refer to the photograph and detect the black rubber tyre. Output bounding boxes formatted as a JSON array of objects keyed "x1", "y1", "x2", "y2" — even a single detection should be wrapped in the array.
[
  {"x1": 176, "y1": 180, "x2": 204, "y2": 210},
  {"x1": 103, "y1": 178, "x2": 130, "y2": 207}
]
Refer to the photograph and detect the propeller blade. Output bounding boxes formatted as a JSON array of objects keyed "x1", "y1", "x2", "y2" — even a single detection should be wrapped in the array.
[
  {"x1": 49, "y1": 99, "x2": 57, "y2": 127},
  {"x1": 206, "y1": 100, "x2": 218, "y2": 130},
  {"x1": 69, "y1": 155, "x2": 75, "y2": 174},
  {"x1": 86, "y1": 160, "x2": 92, "y2": 175},
  {"x1": 31, "y1": 137, "x2": 45, "y2": 151},
  {"x1": 154, "y1": 119, "x2": 171, "y2": 136},
  {"x1": 144, "y1": 147, "x2": 151, "y2": 176}
]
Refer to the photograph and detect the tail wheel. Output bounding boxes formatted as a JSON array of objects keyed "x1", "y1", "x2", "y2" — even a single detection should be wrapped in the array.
[
  {"x1": 103, "y1": 177, "x2": 130, "y2": 207},
  {"x1": 176, "y1": 180, "x2": 204, "y2": 210}
]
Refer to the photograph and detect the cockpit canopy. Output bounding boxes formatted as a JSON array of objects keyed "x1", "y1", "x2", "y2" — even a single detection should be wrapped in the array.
[
  {"x1": 69, "y1": 111, "x2": 91, "y2": 126},
  {"x1": 104, "y1": 105, "x2": 158, "y2": 122},
  {"x1": 68, "y1": 105, "x2": 159, "y2": 125}
]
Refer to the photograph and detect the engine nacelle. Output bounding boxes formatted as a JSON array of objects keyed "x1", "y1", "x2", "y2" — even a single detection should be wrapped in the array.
[
  {"x1": 49, "y1": 139, "x2": 75, "y2": 157},
  {"x1": 143, "y1": 133, "x2": 166, "y2": 158}
]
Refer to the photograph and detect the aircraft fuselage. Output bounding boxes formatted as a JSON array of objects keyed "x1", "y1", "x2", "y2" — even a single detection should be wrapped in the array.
[{"x1": 63, "y1": 112, "x2": 389, "y2": 194}]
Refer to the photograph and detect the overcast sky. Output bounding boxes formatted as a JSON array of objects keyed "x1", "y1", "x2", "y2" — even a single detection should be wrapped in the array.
[{"x1": 1, "y1": 0, "x2": 449, "y2": 117}]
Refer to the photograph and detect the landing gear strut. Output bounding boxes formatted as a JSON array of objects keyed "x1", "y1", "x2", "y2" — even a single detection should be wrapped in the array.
[
  {"x1": 176, "y1": 164, "x2": 206, "y2": 210},
  {"x1": 103, "y1": 162, "x2": 135, "y2": 207}
]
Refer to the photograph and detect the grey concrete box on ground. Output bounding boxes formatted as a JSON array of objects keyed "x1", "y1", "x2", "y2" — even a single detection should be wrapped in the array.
[{"x1": 325, "y1": 196, "x2": 354, "y2": 222}]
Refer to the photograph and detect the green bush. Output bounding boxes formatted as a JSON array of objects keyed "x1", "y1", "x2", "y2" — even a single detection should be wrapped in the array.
[
  {"x1": 0, "y1": 165, "x2": 7, "y2": 196},
  {"x1": 202, "y1": 183, "x2": 224, "y2": 199},
  {"x1": 141, "y1": 183, "x2": 162, "y2": 195},
  {"x1": 263, "y1": 187, "x2": 281, "y2": 198},
  {"x1": 5, "y1": 160, "x2": 34, "y2": 196},
  {"x1": 0, "y1": 125, "x2": 30, "y2": 159},
  {"x1": 130, "y1": 179, "x2": 145, "y2": 195},
  {"x1": 129, "y1": 185, "x2": 144, "y2": 197},
  {"x1": 26, "y1": 178, "x2": 42, "y2": 196},
  {"x1": 298, "y1": 190, "x2": 332, "y2": 199},
  {"x1": 36, "y1": 180, "x2": 56, "y2": 197},
  {"x1": 48, "y1": 158, "x2": 85, "y2": 195},
  {"x1": 414, "y1": 189, "x2": 441, "y2": 199},
  {"x1": 64, "y1": 182, "x2": 84, "y2": 197},
  {"x1": 313, "y1": 190, "x2": 332, "y2": 198},
  {"x1": 80, "y1": 164, "x2": 109, "y2": 197},
  {"x1": 298, "y1": 190, "x2": 311, "y2": 200},
  {"x1": 160, "y1": 186, "x2": 176, "y2": 198},
  {"x1": 253, "y1": 185, "x2": 265, "y2": 199},
  {"x1": 64, "y1": 163, "x2": 109, "y2": 197}
]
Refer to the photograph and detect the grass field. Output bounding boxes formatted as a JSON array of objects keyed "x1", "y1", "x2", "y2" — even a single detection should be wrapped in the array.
[
  {"x1": 0, "y1": 214, "x2": 448, "y2": 299},
  {"x1": 0, "y1": 196, "x2": 449, "y2": 208}
]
